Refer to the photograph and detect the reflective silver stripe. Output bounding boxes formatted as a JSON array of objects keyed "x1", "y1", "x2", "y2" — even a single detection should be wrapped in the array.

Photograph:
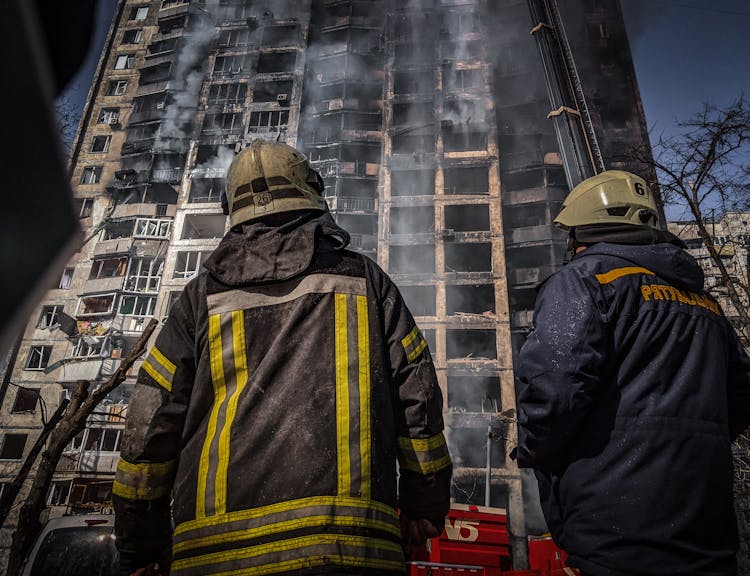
[
  {"x1": 170, "y1": 533, "x2": 405, "y2": 576},
  {"x1": 113, "y1": 459, "x2": 176, "y2": 501},
  {"x1": 207, "y1": 274, "x2": 366, "y2": 314},
  {"x1": 173, "y1": 497, "x2": 400, "y2": 555},
  {"x1": 142, "y1": 347, "x2": 176, "y2": 391},
  {"x1": 397, "y1": 433, "x2": 451, "y2": 475}
]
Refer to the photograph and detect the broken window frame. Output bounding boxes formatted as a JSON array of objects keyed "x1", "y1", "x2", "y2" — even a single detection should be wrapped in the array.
[
  {"x1": 25, "y1": 346, "x2": 52, "y2": 370},
  {"x1": 247, "y1": 109, "x2": 289, "y2": 134},
  {"x1": 207, "y1": 83, "x2": 248, "y2": 105},
  {"x1": 80, "y1": 166, "x2": 103, "y2": 185},
  {"x1": 71, "y1": 336, "x2": 109, "y2": 359},
  {"x1": 90, "y1": 257, "x2": 128, "y2": 279},
  {"x1": 218, "y1": 28, "x2": 253, "y2": 48},
  {"x1": 180, "y1": 214, "x2": 226, "y2": 240},
  {"x1": 47, "y1": 481, "x2": 72, "y2": 506},
  {"x1": 106, "y1": 80, "x2": 128, "y2": 96},
  {"x1": 202, "y1": 112, "x2": 244, "y2": 133},
  {"x1": 188, "y1": 178, "x2": 225, "y2": 203},
  {"x1": 133, "y1": 218, "x2": 172, "y2": 239},
  {"x1": 38, "y1": 305, "x2": 62, "y2": 329},
  {"x1": 114, "y1": 54, "x2": 136, "y2": 70},
  {"x1": 130, "y1": 6, "x2": 148, "y2": 21},
  {"x1": 76, "y1": 293, "x2": 117, "y2": 317},
  {"x1": 90, "y1": 135, "x2": 111, "y2": 153},
  {"x1": 98, "y1": 108, "x2": 120, "y2": 124},
  {"x1": 75, "y1": 198, "x2": 94, "y2": 219},
  {"x1": 213, "y1": 53, "x2": 251, "y2": 76},
  {"x1": 58, "y1": 267, "x2": 75, "y2": 290},
  {"x1": 174, "y1": 251, "x2": 212, "y2": 280},
  {"x1": 121, "y1": 29, "x2": 143, "y2": 44},
  {"x1": 119, "y1": 294, "x2": 157, "y2": 317},
  {"x1": 124, "y1": 257, "x2": 164, "y2": 293}
]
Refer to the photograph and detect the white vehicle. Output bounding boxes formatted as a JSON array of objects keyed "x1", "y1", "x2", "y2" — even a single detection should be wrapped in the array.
[{"x1": 21, "y1": 514, "x2": 119, "y2": 576}]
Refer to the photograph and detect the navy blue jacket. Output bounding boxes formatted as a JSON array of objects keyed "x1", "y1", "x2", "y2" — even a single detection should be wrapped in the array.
[{"x1": 516, "y1": 242, "x2": 750, "y2": 576}]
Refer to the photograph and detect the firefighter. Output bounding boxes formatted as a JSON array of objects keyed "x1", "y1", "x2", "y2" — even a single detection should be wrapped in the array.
[
  {"x1": 113, "y1": 140, "x2": 452, "y2": 576},
  {"x1": 515, "y1": 170, "x2": 750, "y2": 576}
]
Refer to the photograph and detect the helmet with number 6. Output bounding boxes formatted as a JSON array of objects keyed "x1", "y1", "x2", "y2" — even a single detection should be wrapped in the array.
[
  {"x1": 224, "y1": 140, "x2": 328, "y2": 226},
  {"x1": 554, "y1": 170, "x2": 660, "y2": 231}
]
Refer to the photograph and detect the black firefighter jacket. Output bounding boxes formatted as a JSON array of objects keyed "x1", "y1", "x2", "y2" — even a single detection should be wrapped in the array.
[
  {"x1": 516, "y1": 241, "x2": 750, "y2": 576},
  {"x1": 113, "y1": 213, "x2": 452, "y2": 576}
]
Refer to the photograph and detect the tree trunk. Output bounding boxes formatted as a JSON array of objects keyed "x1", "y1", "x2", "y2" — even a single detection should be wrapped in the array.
[{"x1": 4, "y1": 319, "x2": 157, "y2": 576}]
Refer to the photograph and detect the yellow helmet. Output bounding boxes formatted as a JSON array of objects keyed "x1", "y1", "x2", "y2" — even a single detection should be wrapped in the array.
[
  {"x1": 554, "y1": 170, "x2": 659, "y2": 231},
  {"x1": 224, "y1": 140, "x2": 328, "y2": 226}
]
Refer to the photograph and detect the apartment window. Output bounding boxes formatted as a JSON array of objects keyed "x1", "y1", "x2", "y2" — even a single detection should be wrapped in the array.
[
  {"x1": 72, "y1": 336, "x2": 107, "y2": 358},
  {"x1": 207, "y1": 83, "x2": 248, "y2": 104},
  {"x1": 84, "y1": 428, "x2": 122, "y2": 452},
  {"x1": 38, "y1": 305, "x2": 62, "y2": 329},
  {"x1": 134, "y1": 218, "x2": 171, "y2": 238},
  {"x1": 252, "y1": 80, "x2": 293, "y2": 103},
  {"x1": 257, "y1": 51, "x2": 296, "y2": 74},
  {"x1": 80, "y1": 166, "x2": 102, "y2": 185},
  {"x1": 115, "y1": 54, "x2": 136, "y2": 70},
  {"x1": 130, "y1": 6, "x2": 148, "y2": 20},
  {"x1": 77, "y1": 294, "x2": 117, "y2": 317},
  {"x1": 219, "y1": 28, "x2": 252, "y2": 48},
  {"x1": 12, "y1": 388, "x2": 40, "y2": 413},
  {"x1": 120, "y1": 294, "x2": 157, "y2": 317},
  {"x1": 213, "y1": 53, "x2": 250, "y2": 76},
  {"x1": 174, "y1": 251, "x2": 212, "y2": 279},
  {"x1": 25, "y1": 346, "x2": 52, "y2": 370},
  {"x1": 181, "y1": 214, "x2": 226, "y2": 240},
  {"x1": 59, "y1": 267, "x2": 74, "y2": 290},
  {"x1": 98, "y1": 108, "x2": 120, "y2": 124},
  {"x1": 122, "y1": 29, "x2": 143, "y2": 44},
  {"x1": 165, "y1": 291, "x2": 183, "y2": 316},
  {"x1": 75, "y1": 198, "x2": 93, "y2": 218},
  {"x1": 248, "y1": 110, "x2": 289, "y2": 133},
  {"x1": 445, "y1": 205, "x2": 490, "y2": 232},
  {"x1": 125, "y1": 257, "x2": 164, "y2": 293},
  {"x1": 0, "y1": 434, "x2": 27, "y2": 460},
  {"x1": 106, "y1": 80, "x2": 128, "y2": 96},
  {"x1": 203, "y1": 112, "x2": 244, "y2": 132},
  {"x1": 90, "y1": 256, "x2": 128, "y2": 279},
  {"x1": 48, "y1": 481, "x2": 71, "y2": 506},
  {"x1": 104, "y1": 218, "x2": 135, "y2": 239},
  {"x1": 188, "y1": 178, "x2": 225, "y2": 203},
  {"x1": 90, "y1": 135, "x2": 111, "y2": 153}
]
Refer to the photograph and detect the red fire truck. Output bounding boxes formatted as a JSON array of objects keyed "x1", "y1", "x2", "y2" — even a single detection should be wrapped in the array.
[{"x1": 408, "y1": 504, "x2": 578, "y2": 576}]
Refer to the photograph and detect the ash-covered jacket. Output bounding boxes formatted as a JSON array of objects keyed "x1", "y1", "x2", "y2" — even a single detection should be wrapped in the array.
[
  {"x1": 516, "y1": 241, "x2": 750, "y2": 576},
  {"x1": 113, "y1": 213, "x2": 451, "y2": 576}
]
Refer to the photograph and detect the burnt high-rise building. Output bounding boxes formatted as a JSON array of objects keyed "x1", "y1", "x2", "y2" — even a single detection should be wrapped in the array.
[{"x1": 0, "y1": 0, "x2": 653, "y2": 569}]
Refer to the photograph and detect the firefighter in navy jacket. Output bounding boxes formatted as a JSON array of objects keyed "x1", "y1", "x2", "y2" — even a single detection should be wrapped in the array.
[
  {"x1": 113, "y1": 141, "x2": 452, "y2": 576},
  {"x1": 516, "y1": 170, "x2": 750, "y2": 576}
]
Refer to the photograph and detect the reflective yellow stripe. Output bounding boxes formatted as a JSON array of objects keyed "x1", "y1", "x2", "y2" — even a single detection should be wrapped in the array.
[
  {"x1": 406, "y1": 338, "x2": 428, "y2": 363},
  {"x1": 356, "y1": 295, "x2": 371, "y2": 499},
  {"x1": 198, "y1": 314, "x2": 227, "y2": 519},
  {"x1": 142, "y1": 359, "x2": 172, "y2": 392},
  {"x1": 401, "y1": 326, "x2": 420, "y2": 349},
  {"x1": 173, "y1": 514, "x2": 400, "y2": 554},
  {"x1": 397, "y1": 434, "x2": 446, "y2": 452},
  {"x1": 399, "y1": 454, "x2": 452, "y2": 475},
  {"x1": 117, "y1": 459, "x2": 175, "y2": 475},
  {"x1": 175, "y1": 495, "x2": 398, "y2": 535},
  {"x1": 171, "y1": 533, "x2": 403, "y2": 571},
  {"x1": 172, "y1": 554, "x2": 404, "y2": 576},
  {"x1": 151, "y1": 346, "x2": 176, "y2": 374},
  {"x1": 216, "y1": 310, "x2": 249, "y2": 516},
  {"x1": 595, "y1": 266, "x2": 654, "y2": 284},
  {"x1": 335, "y1": 293, "x2": 351, "y2": 495},
  {"x1": 112, "y1": 480, "x2": 171, "y2": 500}
]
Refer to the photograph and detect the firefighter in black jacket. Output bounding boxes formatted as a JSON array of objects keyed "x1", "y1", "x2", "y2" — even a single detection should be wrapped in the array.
[
  {"x1": 113, "y1": 141, "x2": 452, "y2": 576},
  {"x1": 516, "y1": 170, "x2": 750, "y2": 576}
]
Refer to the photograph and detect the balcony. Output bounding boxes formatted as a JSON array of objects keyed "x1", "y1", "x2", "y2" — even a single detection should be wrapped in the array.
[
  {"x1": 349, "y1": 233, "x2": 377, "y2": 252},
  {"x1": 83, "y1": 276, "x2": 125, "y2": 294},
  {"x1": 329, "y1": 196, "x2": 376, "y2": 214},
  {"x1": 509, "y1": 225, "x2": 556, "y2": 245},
  {"x1": 93, "y1": 238, "x2": 133, "y2": 256},
  {"x1": 151, "y1": 168, "x2": 183, "y2": 184},
  {"x1": 339, "y1": 161, "x2": 380, "y2": 177}
]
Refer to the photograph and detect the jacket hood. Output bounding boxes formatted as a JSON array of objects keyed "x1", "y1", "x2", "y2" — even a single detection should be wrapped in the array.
[
  {"x1": 204, "y1": 211, "x2": 350, "y2": 286},
  {"x1": 576, "y1": 242, "x2": 705, "y2": 292}
]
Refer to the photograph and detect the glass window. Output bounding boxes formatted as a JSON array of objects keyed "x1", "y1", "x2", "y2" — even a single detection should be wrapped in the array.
[
  {"x1": 77, "y1": 294, "x2": 117, "y2": 317},
  {"x1": 28, "y1": 526, "x2": 117, "y2": 576},
  {"x1": 38, "y1": 305, "x2": 62, "y2": 328},
  {"x1": 114, "y1": 54, "x2": 135, "y2": 70},
  {"x1": 98, "y1": 108, "x2": 120, "y2": 124},
  {"x1": 58, "y1": 267, "x2": 74, "y2": 290},
  {"x1": 131, "y1": 6, "x2": 149, "y2": 20},
  {"x1": 106, "y1": 80, "x2": 128, "y2": 96},
  {"x1": 90, "y1": 136, "x2": 111, "y2": 153},
  {"x1": 174, "y1": 251, "x2": 212, "y2": 279},
  {"x1": 119, "y1": 295, "x2": 157, "y2": 317},
  {"x1": 25, "y1": 346, "x2": 52, "y2": 370},
  {"x1": 80, "y1": 166, "x2": 102, "y2": 185},
  {"x1": 75, "y1": 198, "x2": 93, "y2": 218},
  {"x1": 124, "y1": 258, "x2": 163, "y2": 293},
  {"x1": 122, "y1": 29, "x2": 143, "y2": 44}
]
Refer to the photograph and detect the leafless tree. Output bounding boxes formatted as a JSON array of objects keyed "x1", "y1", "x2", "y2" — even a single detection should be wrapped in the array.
[
  {"x1": 0, "y1": 319, "x2": 157, "y2": 576},
  {"x1": 633, "y1": 97, "x2": 750, "y2": 341}
]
